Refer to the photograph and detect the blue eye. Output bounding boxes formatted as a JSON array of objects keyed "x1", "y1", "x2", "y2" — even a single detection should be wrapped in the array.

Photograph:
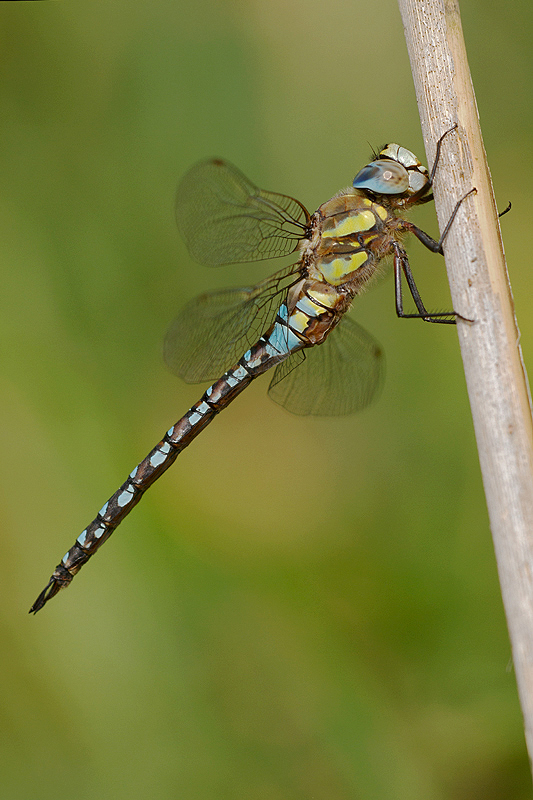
[{"x1": 353, "y1": 160, "x2": 410, "y2": 195}]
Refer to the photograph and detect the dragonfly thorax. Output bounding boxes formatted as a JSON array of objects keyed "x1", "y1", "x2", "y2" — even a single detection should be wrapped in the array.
[{"x1": 302, "y1": 192, "x2": 391, "y2": 290}]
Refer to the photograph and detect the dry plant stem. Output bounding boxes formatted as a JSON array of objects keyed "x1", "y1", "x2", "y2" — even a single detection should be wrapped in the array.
[{"x1": 399, "y1": 0, "x2": 533, "y2": 767}]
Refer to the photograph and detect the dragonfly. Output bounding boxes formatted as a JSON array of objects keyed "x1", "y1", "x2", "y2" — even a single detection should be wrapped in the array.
[{"x1": 30, "y1": 126, "x2": 473, "y2": 613}]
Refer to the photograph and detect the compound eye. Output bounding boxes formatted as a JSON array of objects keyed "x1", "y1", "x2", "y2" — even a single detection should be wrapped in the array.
[
  {"x1": 353, "y1": 159, "x2": 409, "y2": 195},
  {"x1": 408, "y1": 170, "x2": 429, "y2": 194},
  {"x1": 380, "y1": 144, "x2": 420, "y2": 168}
]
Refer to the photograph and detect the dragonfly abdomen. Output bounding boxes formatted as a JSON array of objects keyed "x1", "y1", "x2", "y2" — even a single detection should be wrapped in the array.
[{"x1": 30, "y1": 304, "x2": 311, "y2": 613}]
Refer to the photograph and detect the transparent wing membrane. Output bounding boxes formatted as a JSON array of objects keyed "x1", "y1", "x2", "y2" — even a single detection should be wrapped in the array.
[
  {"x1": 268, "y1": 316, "x2": 384, "y2": 416},
  {"x1": 164, "y1": 263, "x2": 300, "y2": 383},
  {"x1": 176, "y1": 159, "x2": 310, "y2": 267}
]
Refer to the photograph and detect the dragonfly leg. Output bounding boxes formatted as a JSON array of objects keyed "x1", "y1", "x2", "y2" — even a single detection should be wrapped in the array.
[
  {"x1": 404, "y1": 188, "x2": 477, "y2": 255},
  {"x1": 428, "y1": 123, "x2": 458, "y2": 183},
  {"x1": 393, "y1": 242, "x2": 470, "y2": 324},
  {"x1": 499, "y1": 201, "x2": 511, "y2": 218}
]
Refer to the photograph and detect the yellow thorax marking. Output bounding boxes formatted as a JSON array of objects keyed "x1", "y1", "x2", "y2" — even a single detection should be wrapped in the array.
[
  {"x1": 322, "y1": 209, "x2": 376, "y2": 238},
  {"x1": 319, "y1": 250, "x2": 368, "y2": 285}
]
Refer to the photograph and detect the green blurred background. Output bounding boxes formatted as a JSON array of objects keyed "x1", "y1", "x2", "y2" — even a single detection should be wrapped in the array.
[{"x1": 1, "y1": 1, "x2": 532, "y2": 798}]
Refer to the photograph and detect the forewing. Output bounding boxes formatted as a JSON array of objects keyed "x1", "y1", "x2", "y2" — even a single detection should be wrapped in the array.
[
  {"x1": 164, "y1": 263, "x2": 300, "y2": 384},
  {"x1": 176, "y1": 159, "x2": 310, "y2": 266},
  {"x1": 268, "y1": 316, "x2": 384, "y2": 416}
]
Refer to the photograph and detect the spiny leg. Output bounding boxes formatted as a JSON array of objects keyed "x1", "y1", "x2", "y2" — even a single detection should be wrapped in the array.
[
  {"x1": 406, "y1": 188, "x2": 477, "y2": 255},
  {"x1": 499, "y1": 201, "x2": 511, "y2": 219},
  {"x1": 394, "y1": 181, "x2": 476, "y2": 322},
  {"x1": 429, "y1": 123, "x2": 458, "y2": 184},
  {"x1": 393, "y1": 242, "x2": 470, "y2": 325}
]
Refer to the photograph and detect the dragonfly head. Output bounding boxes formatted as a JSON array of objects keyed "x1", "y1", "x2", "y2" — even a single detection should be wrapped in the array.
[{"x1": 352, "y1": 144, "x2": 430, "y2": 198}]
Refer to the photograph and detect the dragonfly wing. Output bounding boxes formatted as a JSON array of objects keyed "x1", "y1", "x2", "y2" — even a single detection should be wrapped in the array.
[
  {"x1": 176, "y1": 159, "x2": 310, "y2": 266},
  {"x1": 164, "y1": 263, "x2": 301, "y2": 383},
  {"x1": 268, "y1": 315, "x2": 384, "y2": 416}
]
